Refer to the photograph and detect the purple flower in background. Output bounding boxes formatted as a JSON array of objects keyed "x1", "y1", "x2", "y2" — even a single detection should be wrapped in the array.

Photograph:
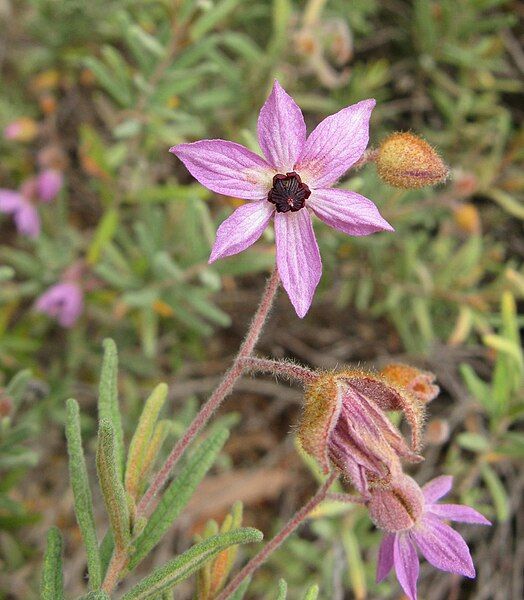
[
  {"x1": 36, "y1": 169, "x2": 63, "y2": 202},
  {"x1": 170, "y1": 81, "x2": 392, "y2": 317},
  {"x1": 375, "y1": 475, "x2": 491, "y2": 600},
  {"x1": 35, "y1": 282, "x2": 84, "y2": 327},
  {"x1": 0, "y1": 188, "x2": 41, "y2": 238}
]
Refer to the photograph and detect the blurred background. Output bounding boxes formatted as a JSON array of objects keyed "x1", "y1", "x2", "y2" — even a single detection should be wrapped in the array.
[{"x1": 0, "y1": 0, "x2": 523, "y2": 598}]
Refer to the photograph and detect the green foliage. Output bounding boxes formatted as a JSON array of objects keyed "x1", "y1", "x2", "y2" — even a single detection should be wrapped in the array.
[
  {"x1": 65, "y1": 398, "x2": 102, "y2": 589},
  {"x1": 122, "y1": 528, "x2": 263, "y2": 600},
  {"x1": 129, "y1": 426, "x2": 230, "y2": 569},
  {"x1": 40, "y1": 527, "x2": 64, "y2": 600}
]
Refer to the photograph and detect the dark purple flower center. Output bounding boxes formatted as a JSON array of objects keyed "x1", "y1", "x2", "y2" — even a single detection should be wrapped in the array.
[{"x1": 267, "y1": 172, "x2": 311, "y2": 213}]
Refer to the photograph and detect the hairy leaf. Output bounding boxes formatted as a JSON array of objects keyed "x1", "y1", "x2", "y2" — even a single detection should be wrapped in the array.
[
  {"x1": 96, "y1": 419, "x2": 130, "y2": 551},
  {"x1": 128, "y1": 427, "x2": 229, "y2": 569},
  {"x1": 41, "y1": 527, "x2": 64, "y2": 600},
  {"x1": 122, "y1": 528, "x2": 263, "y2": 599},
  {"x1": 65, "y1": 398, "x2": 102, "y2": 589}
]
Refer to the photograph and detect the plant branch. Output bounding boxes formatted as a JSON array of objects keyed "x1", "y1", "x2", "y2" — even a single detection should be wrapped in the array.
[
  {"x1": 215, "y1": 472, "x2": 339, "y2": 600},
  {"x1": 136, "y1": 266, "x2": 280, "y2": 517},
  {"x1": 240, "y1": 356, "x2": 318, "y2": 385}
]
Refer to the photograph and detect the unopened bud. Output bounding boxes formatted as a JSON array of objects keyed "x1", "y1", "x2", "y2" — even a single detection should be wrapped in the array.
[
  {"x1": 379, "y1": 363, "x2": 439, "y2": 404},
  {"x1": 0, "y1": 390, "x2": 13, "y2": 417},
  {"x1": 376, "y1": 132, "x2": 449, "y2": 189},
  {"x1": 454, "y1": 203, "x2": 481, "y2": 235},
  {"x1": 3, "y1": 117, "x2": 38, "y2": 142},
  {"x1": 368, "y1": 474, "x2": 424, "y2": 532}
]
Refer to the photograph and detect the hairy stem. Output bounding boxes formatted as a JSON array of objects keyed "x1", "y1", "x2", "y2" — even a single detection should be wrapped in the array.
[
  {"x1": 101, "y1": 550, "x2": 128, "y2": 594},
  {"x1": 216, "y1": 472, "x2": 338, "y2": 600},
  {"x1": 136, "y1": 266, "x2": 280, "y2": 517},
  {"x1": 241, "y1": 356, "x2": 317, "y2": 385}
]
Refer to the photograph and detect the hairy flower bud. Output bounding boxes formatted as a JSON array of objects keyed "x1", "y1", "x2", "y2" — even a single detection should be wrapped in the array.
[
  {"x1": 298, "y1": 369, "x2": 423, "y2": 494},
  {"x1": 454, "y1": 203, "x2": 481, "y2": 234},
  {"x1": 379, "y1": 363, "x2": 439, "y2": 405},
  {"x1": 368, "y1": 474, "x2": 425, "y2": 532},
  {"x1": 376, "y1": 132, "x2": 449, "y2": 189}
]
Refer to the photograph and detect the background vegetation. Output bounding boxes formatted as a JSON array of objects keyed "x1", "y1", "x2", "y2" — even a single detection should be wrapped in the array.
[{"x1": 0, "y1": 0, "x2": 522, "y2": 598}]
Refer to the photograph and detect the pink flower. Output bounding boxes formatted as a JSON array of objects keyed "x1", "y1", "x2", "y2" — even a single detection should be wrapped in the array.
[
  {"x1": 0, "y1": 188, "x2": 40, "y2": 238},
  {"x1": 375, "y1": 475, "x2": 491, "y2": 600},
  {"x1": 170, "y1": 81, "x2": 392, "y2": 317},
  {"x1": 35, "y1": 282, "x2": 84, "y2": 327},
  {"x1": 36, "y1": 169, "x2": 63, "y2": 202}
]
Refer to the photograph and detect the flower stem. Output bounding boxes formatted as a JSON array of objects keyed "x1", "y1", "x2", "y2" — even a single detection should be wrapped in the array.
[
  {"x1": 241, "y1": 356, "x2": 317, "y2": 385},
  {"x1": 101, "y1": 550, "x2": 128, "y2": 594},
  {"x1": 136, "y1": 266, "x2": 280, "y2": 517},
  {"x1": 215, "y1": 471, "x2": 338, "y2": 600}
]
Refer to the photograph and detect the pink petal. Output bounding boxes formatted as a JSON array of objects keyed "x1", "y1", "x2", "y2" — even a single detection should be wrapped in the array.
[
  {"x1": 422, "y1": 476, "x2": 453, "y2": 503},
  {"x1": 296, "y1": 99, "x2": 375, "y2": 188},
  {"x1": 412, "y1": 514, "x2": 475, "y2": 578},
  {"x1": 37, "y1": 169, "x2": 63, "y2": 202},
  {"x1": 14, "y1": 200, "x2": 40, "y2": 238},
  {"x1": 170, "y1": 140, "x2": 274, "y2": 200},
  {"x1": 376, "y1": 533, "x2": 395, "y2": 582},
  {"x1": 274, "y1": 210, "x2": 321, "y2": 318},
  {"x1": 308, "y1": 188, "x2": 393, "y2": 236},
  {"x1": 0, "y1": 189, "x2": 24, "y2": 213},
  {"x1": 209, "y1": 201, "x2": 274, "y2": 263},
  {"x1": 257, "y1": 80, "x2": 306, "y2": 172},
  {"x1": 428, "y1": 504, "x2": 491, "y2": 526},
  {"x1": 393, "y1": 534, "x2": 419, "y2": 600}
]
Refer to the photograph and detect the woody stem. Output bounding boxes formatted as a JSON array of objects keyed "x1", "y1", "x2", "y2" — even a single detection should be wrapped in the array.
[{"x1": 216, "y1": 472, "x2": 339, "y2": 600}]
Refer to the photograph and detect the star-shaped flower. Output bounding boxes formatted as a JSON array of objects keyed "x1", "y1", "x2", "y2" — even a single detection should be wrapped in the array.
[
  {"x1": 376, "y1": 475, "x2": 491, "y2": 600},
  {"x1": 170, "y1": 81, "x2": 392, "y2": 317}
]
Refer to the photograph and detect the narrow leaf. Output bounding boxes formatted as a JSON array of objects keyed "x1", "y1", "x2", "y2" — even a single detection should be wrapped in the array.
[
  {"x1": 276, "y1": 579, "x2": 288, "y2": 600},
  {"x1": 65, "y1": 398, "x2": 102, "y2": 589},
  {"x1": 303, "y1": 584, "x2": 319, "y2": 600},
  {"x1": 125, "y1": 383, "x2": 168, "y2": 500},
  {"x1": 96, "y1": 419, "x2": 130, "y2": 551},
  {"x1": 82, "y1": 592, "x2": 111, "y2": 599},
  {"x1": 129, "y1": 427, "x2": 229, "y2": 569},
  {"x1": 122, "y1": 528, "x2": 263, "y2": 600},
  {"x1": 98, "y1": 339, "x2": 124, "y2": 479},
  {"x1": 229, "y1": 577, "x2": 252, "y2": 600},
  {"x1": 481, "y1": 464, "x2": 509, "y2": 522},
  {"x1": 41, "y1": 527, "x2": 64, "y2": 600}
]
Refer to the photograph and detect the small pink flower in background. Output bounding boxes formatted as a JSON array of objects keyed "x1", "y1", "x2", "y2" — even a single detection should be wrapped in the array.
[
  {"x1": 3, "y1": 117, "x2": 38, "y2": 142},
  {"x1": 374, "y1": 475, "x2": 491, "y2": 600},
  {"x1": 35, "y1": 282, "x2": 84, "y2": 328},
  {"x1": 0, "y1": 188, "x2": 41, "y2": 238},
  {"x1": 170, "y1": 80, "x2": 392, "y2": 317},
  {"x1": 36, "y1": 169, "x2": 63, "y2": 202}
]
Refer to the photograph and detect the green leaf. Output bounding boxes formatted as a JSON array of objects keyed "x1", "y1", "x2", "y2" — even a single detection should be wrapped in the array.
[
  {"x1": 5, "y1": 369, "x2": 31, "y2": 405},
  {"x1": 459, "y1": 363, "x2": 491, "y2": 411},
  {"x1": 98, "y1": 339, "x2": 124, "y2": 479},
  {"x1": 87, "y1": 208, "x2": 119, "y2": 266},
  {"x1": 122, "y1": 528, "x2": 263, "y2": 600},
  {"x1": 65, "y1": 399, "x2": 102, "y2": 589},
  {"x1": 125, "y1": 383, "x2": 168, "y2": 501},
  {"x1": 190, "y1": 0, "x2": 242, "y2": 42},
  {"x1": 82, "y1": 592, "x2": 111, "y2": 600},
  {"x1": 276, "y1": 579, "x2": 288, "y2": 599},
  {"x1": 129, "y1": 427, "x2": 229, "y2": 569},
  {"x1": 41, "y1": 527, "x2": 64, "y2": 600},
  {"x1": 456, "y1": 432, "x2": 490, "y2": 453},
  {"x1": 481, "y1": 464, "x2": 509, "y2": 522},
  {"x1": 96, "y1": 419, "x2": 130, "y2": 551},
  {"x1": 303, "y1": 584, "x2": 320, "y2": 600},
  {"x1": 342, "y1": 529, "x2": 366, "y2": 600}
]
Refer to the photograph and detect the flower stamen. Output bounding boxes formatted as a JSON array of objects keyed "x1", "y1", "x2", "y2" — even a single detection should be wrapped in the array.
[{"x1": 267, "y1": 172, "x2": 311, "y2": 213}]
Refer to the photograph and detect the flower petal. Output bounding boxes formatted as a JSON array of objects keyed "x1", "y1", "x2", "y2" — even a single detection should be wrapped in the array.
[
  {"x1": 412, "y1": 514, "x2": 475, "y2": 578},
  {"x1": 14, "y1": 200, "x2": 40, "y2": 238},
  {"x1": 257, "y1": 80, "x2": 306, "y2": 172},
  {"x1": 0, "y1": 189, "x2": 24, "y2": 214},
  {"x1": 422, "y1": 475, "x2": 453, "y2": 503},
  {"x1": 209, "y1": 201, "x2": 274, "y2": 262},
  {"x1": 296, "y1": 99, "x2": 375, "y2": 188},
  {"x1": 170, "y1": 140, "x2": 274, "y2": 200},
  {"x1": 376, "y1": 533, "x2": 395, "y2": 582},
  {"x1": 393, "y1": 534, "x2": 419, "y2": 600},
  {"x1": 309, "y1": 188, "x2": 393, "y2": 236},
  {"x1": 274, "y1": 209, "x2": 321, "y2": 318},
  {"x1": 428, "y1": 504, "x2": 491, "y2": 525}
]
